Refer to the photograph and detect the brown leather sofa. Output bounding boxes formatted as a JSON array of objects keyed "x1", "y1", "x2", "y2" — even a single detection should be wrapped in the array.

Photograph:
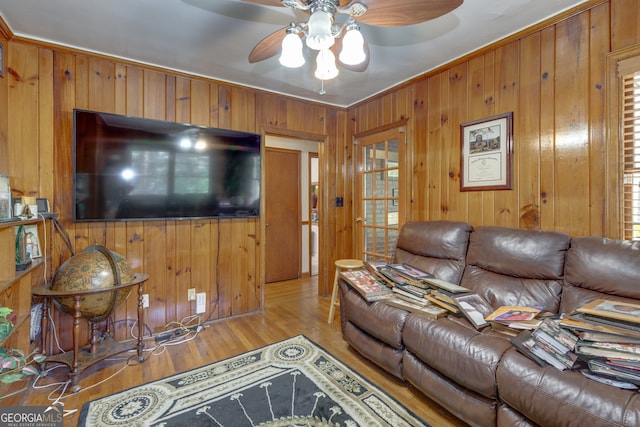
[{"x1": 339, "y1": 221, "x2": 640, "y2": 427}]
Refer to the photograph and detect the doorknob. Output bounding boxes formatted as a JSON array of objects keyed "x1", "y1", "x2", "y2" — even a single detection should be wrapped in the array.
[{"x1": 355, "y1": 217, "x2": 363, "y2": 223}]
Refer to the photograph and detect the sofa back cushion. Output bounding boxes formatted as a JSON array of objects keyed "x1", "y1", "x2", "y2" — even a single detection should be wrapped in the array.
[
  {"x1": 561, "y1": 236, "x2": 640, "y2": 313},
  {"x1": 461, "y1": 226, "x2": 571, "y2": 312},
  {"x1": 393, "y1": 220, "x2": 472, "y2": 284}
]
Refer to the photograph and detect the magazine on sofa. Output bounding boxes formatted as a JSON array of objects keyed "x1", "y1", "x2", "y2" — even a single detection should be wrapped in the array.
[
  {"x1": 384, "y1": 296, "x2": 448, "y2": 320},
  {"x1": 453, "y1": 293, "x2": 493, "y2": 329},
  {"x1": 387, "y1": 263, "x2": 434, "y2": 282},
  {"x1": 422, "y1": 277, "x2": 471, "y2": 294},
  {"x1": 339, "y1": 269, "x2": 393, "y2": 302}
]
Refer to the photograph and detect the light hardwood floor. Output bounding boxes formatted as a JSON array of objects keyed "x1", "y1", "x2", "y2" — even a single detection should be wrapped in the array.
[{"x1": 6, "y1": 277, "x2": 466, "y2": 426}]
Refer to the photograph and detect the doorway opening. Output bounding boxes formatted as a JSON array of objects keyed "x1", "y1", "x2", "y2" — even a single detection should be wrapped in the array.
[
  {"x1": 310, "y1": 153, "x2": 319, "y2": 276},
  {"x1": 264, "y1": 136, "x2": 320, "y2": 282}
]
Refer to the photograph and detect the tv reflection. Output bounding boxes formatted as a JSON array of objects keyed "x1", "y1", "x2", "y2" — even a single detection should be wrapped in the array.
[{"x1": 96, "y1": 145, "x2": 261, "y2": 220}]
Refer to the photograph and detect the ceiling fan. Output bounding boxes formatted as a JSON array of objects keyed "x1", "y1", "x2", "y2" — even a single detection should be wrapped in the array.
[{"x1": 245, "y1": 0, "x2": 464, "y2": 80}]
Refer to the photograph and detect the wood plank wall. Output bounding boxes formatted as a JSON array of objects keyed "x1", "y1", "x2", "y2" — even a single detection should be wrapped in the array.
[
  {"x1": 0, "y1": 38, "x2": 351, "y2": 343},
  {"x1": 0, "y1": 0, "x2": 638, "y2": 342},
  {"x1": 348, "y1": 0, "x2": 640, "y2": 239}
]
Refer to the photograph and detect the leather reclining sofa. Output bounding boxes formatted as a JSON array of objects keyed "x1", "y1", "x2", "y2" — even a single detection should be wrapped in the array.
[{"x1": 339, "y1": 220, "x2": 640, "y2": 427}]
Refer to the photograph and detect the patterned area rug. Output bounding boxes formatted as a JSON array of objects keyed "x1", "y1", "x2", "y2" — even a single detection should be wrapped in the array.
[{"x1": 78, "y1": 335, "x2": 429, "y2": 426}]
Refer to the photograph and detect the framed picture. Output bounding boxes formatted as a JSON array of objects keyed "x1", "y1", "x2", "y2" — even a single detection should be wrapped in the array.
[
  {"x1": 0, "y1": 42, "x2": 4, "y2": 78},
  {"x1": 460, "y1": 112, "x2": 513, "y2": 191},
  {"x1": 23, "y1": 225, "x2": 42, "y2": 259},
  {"x1": 577, "y1": 299, "x2": 640, "y2": 324},
  {"x1": 453, "y1": 293, "x2": 494, "y2": 329}
]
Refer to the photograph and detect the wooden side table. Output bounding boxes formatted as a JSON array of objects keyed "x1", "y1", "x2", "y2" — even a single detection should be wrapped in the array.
[
  {"x1": 328, "y1": 259, "x2": 364, "y2": 324},
  {"x1": 33, "y1": 273, "x2": 149, "y2": 392}
]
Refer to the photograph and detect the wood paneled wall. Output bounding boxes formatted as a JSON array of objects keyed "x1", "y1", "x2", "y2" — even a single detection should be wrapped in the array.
[
  {"x1": 1, "y1": 0, "x2": 638, "y2": 341},
  {"x1": 0, "y1": 27, "x2": 8, "y2": 175},
  {"x1": 348, "y1": 0, "x2": 639, "y2": 239},
  {"x1": 1, "y1": 39, "x2": 352, "y2": 340}
]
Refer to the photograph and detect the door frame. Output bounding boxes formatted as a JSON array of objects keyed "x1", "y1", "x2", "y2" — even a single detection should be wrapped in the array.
[
  {"x1": 309, "y1": 152, "x2": 319, "y2": 277},
  {"x1": 264, "y1": 146, "x2": 302, "y2": 282},
  {"x1": 353, "y1": 123, "x2": 408, "y2": 262},
  {"x1": 260, "y1": 129, "x2": 327, "y2": 295}
]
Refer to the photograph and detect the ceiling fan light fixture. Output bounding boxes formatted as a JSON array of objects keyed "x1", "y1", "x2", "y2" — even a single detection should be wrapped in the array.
[
  {"x1": 314, "y1": 49, "x2": 339, "y2": 80},
  {"x1": 279, "y1": 32, "x2": 305, "y2": 68},
  {"x1": 306, "y1": 10, "x2": 334, "y2": 51},
  {"x1": 339, "y1": 25, "x2": 366, "y2": 66}
]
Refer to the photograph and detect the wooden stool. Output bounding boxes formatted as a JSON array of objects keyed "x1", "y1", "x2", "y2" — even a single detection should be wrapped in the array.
[{"x1": 328, "y1": 259, "x2": 364, "y2": 324}]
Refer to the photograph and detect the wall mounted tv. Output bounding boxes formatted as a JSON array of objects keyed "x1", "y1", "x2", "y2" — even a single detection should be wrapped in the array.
[{"x1": 73, "y1": 109, "x2": 262, "y2": 222}]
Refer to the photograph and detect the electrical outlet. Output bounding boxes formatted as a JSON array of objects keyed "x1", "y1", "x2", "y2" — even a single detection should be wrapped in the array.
[
  {"x1": 196, "y1": 292, "x2": 206, "y2": 314},
  {"x1": 142, "y1": 294, "x2": 149, "y2": 308},
  {"x1": 188, "y1": 288, "x2": 196, "y2": 301}
]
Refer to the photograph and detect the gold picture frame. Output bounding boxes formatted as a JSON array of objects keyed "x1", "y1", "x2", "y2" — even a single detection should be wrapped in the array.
[
  {"x1": 460, "y1": 112, "x2": 513, "y2": 191},
  {"x1": 577, "y1": 299, "x2": 640, "y2": 324}
]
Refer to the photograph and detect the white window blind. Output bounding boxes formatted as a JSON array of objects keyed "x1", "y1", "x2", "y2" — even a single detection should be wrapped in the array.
[{"x1": 620, "y1": 61, "x2": 640, "y2": 241}]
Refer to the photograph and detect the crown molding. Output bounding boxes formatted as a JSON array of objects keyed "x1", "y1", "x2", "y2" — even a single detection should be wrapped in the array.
[{"x1": 0, "y1": 15, "x2": 13, "y2": 40}]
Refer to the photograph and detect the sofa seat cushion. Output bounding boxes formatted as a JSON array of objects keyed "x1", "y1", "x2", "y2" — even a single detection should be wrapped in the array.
[
  {"x1": 497, "y1": 348, "x2": 640, "y2": 427},
  {"x1": 402, "y1": 314, "x2": 513, "y2": 399},
  {"x1": 339, "y1": 281, "x2": 408, "y2": 349}
]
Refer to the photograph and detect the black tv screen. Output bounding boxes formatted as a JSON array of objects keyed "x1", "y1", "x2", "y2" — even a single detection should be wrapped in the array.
[{"x1": 73, "y1": 109, "x2": 261, "y2": 221}]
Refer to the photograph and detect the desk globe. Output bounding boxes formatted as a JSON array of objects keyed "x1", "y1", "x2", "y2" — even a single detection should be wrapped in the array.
[
  {"x1": 51, "y1": 244, "x2": 136, "y2": 322},
  {"x1": 36, "y1": 244, "x2": 148, "y2": 391}
]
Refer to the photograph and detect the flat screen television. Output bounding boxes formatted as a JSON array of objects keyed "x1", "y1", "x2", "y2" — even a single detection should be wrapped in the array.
[{"x1": 73, "y1": 109, "x2": 261, "y2": 221}]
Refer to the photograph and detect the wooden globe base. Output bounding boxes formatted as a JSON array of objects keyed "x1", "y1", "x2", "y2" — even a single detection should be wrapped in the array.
[{"x1": 33, "y1": 273, "x2": 149, "y2": 392}]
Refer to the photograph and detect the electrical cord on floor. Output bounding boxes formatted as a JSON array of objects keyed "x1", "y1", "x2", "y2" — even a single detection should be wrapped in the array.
[
  {"x1": 155, "y1": 314, "x2": 204, "y2": 343},
  {"x1": 31, "y1": 317, "x2": 206, "y2": 411}
]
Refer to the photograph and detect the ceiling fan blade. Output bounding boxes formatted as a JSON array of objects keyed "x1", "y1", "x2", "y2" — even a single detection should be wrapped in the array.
[
  {"x1": 249, "y1": 26, "x2": 288, "y2": 63},
  {"x1": 331, "y1": 37, "x2": 370, "y2": 72},
  {"x1": 240, "y1": 0, "x2": 286, "y2": 6},
  {"x1": 356, "y1": 0, "x2": 463, "y2": 27}
]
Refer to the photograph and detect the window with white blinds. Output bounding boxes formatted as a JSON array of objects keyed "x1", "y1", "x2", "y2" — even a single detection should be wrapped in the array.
[{"x1": 620, "y1": 57, "x2": 640, "y2": 240}]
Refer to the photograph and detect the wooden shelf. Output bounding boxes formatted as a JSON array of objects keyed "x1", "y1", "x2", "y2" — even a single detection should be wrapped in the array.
[
  {"x1": 0, "y1": 215, "x2": 56, "y2": 352},
  {"x1": 0, "y1": 216, "x2": 51, "y2": 229},
  {"x1": 0, "y1": 258, "x2": 44, "y2": 294},
  {"x1": 0, "y1": 314, "x2": 29, "y2": 347}
]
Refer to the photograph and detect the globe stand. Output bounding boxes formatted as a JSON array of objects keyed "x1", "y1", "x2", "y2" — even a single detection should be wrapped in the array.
[{"x1": 33, "y1": 273, "x2": 149, "y2": 392}]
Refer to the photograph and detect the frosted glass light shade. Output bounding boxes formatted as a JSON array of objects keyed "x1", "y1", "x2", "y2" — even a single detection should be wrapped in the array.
[
  {"x1": 339, "y1": 28, "x2": 366, "y2": 65},
  {"x1": 279, "y1": 33, "x2": 305, "y2": 68},
  {"x1": 306, "y1": 10, "x2": 334, "y2": 50},
  {"x1": 315, "y1": 49, "x2": 339, "y2": 80}
]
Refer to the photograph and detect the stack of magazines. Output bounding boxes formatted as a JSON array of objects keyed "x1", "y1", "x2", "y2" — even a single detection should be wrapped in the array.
[
  {"x1": 563, "y1": 299, "x2": 640, "y2": 387},
  {"x1": 511, "y1": 319, "x2": 580, "y2": 371},
  {"x1": 506, "y1": 298, "x2": 640, "y2": 389},
  {"x1": 338, "y1": 269, "x2": 393, "y2": 302},
  {"x1": 363, "y1": 262, "x2": 450, "y2": 319}
]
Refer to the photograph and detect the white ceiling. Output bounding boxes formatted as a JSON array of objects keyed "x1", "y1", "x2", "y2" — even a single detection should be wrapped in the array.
[{"x1": 0, "y1": 0, "x2": 588, "y2": 108}]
